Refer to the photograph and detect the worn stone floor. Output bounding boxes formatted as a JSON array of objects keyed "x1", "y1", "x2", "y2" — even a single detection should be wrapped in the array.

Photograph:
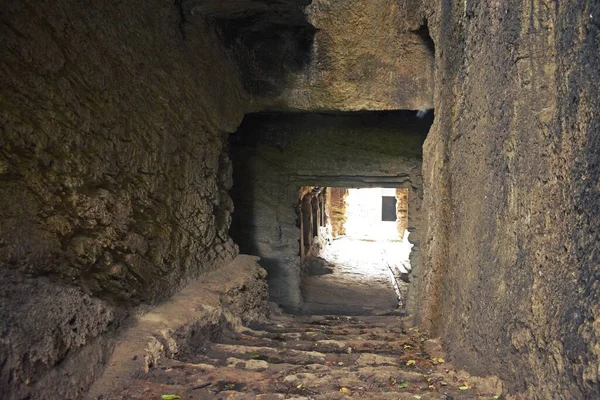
[
  {"x1": 95, "y1": 313, "x2": 503, "y2": 399},
  {"x1": 88, "y1": 249, "x2": 504, "y2": 400},
  {"x1": 299, "y1": 238, "x2": 407, "y2": 315}
]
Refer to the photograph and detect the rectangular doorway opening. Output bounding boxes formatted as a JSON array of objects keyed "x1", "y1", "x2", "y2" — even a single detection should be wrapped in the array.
[{"x1": 298, "y1": 186, "x2": 413, "y2": 315}]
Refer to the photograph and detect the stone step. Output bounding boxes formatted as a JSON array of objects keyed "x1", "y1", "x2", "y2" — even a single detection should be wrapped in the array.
[
  {"x1": 258, "y1": 317, "x2": 407, "y2": 330},
  {"x1": 205, "y1": 343, "x2": 329, "y2": 365},
  {"x1": 217, "y1": 332, "x2": 419, "y2": 355},
  {"x1": 96, "y1": 314, "x2": 501, "y2": 400},
  {"x1": 221, "y1": 391, "x2": 443, "y2": 400},
  {"x1": 246, "y1": 323, "x2": 409, "y2": 338},
  {"x1": 240, "y1": 326, "x2": 414, "y2": 343},
  {"x1": 135, "y1": 359, "x2": 444, "y2": 397},
  {"x1": 200, "y1": 343, "x2": 439, "y2": 375},
  {"x1": 272, "y1": 314, "x2": 405, "y2": 325},
  {"x1": 118, "y1": 359, "x2": 486, "y2": 399}
]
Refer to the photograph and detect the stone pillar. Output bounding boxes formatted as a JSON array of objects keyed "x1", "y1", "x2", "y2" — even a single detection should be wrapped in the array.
[
  {"x1": 328, "y1": 188, "x2": 349, "y2": 238},
  {"x1": 396, "y1": 188, "x2": 409, "y2": 239}
]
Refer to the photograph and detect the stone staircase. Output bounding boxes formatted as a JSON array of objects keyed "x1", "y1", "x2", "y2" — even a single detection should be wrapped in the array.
[{"x1": 96, "y1": 314, "x2": 503, "y2": 399}]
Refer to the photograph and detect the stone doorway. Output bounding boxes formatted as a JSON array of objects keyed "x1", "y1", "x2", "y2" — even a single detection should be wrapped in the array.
[{"x1": 299, "y1": 187, "x2": 413, "y2": 315}]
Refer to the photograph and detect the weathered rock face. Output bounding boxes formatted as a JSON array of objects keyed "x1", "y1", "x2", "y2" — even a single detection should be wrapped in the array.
[
  {"x1": 86, "y1": 255, "x2": 268, "y2": 399},
  {"x1": 204, "y1": 0, "x2": 316, "y2": 99},
  {"x1": 419, "y1": 0, "x2": 600, "y2": 397},
  {"x1": 0, "y1": 269, "x2": 123, "y2": 399},
  {"x1": 2, "y1": 0, "x2": 598, "y2": 398},
  {"x1": 229, "y1": 111, "x2": 429, "y2": 312},
  {"x1": 0, "y1": 1, "x2": 247, "y2": 397},
  {"x1": 258, "y1": 0, "x2": 435, "y2": 112}
]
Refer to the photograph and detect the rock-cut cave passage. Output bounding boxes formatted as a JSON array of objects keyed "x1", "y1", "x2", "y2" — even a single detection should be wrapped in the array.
[
  {"x1": 229, "y1": 111, "x2": 429, "y2": 317},
  {"x1": 1, "y1": 0, "x2": 599, "y2": 399},
  {"x1": 297, "y1": 186, "x2": 414, "y2": 316}
]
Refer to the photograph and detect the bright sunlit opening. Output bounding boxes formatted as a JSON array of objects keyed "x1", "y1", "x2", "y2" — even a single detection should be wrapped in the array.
[
  {"x1": 339, "y1": 187, "x2": 412, "y2": 275},
  {"x1": 344, "y1": 188, "x2": 403, "y2": 241},
  {"x1": 300, "y1": 186, "x2": 415, "y2": 313}
]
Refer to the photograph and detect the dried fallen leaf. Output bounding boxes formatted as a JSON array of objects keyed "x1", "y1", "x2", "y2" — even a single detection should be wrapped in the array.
[
  {"x1": 340, "y1": 387, "x2": 351, "y2": 393},
  {"x1": 414, "y1": 396, "x2": 422, "y2": 399},
  {"x1": 406, "y1": 359, "x2": 416, "y2": 366},
  {"x1": 296, "y1": 384, "x2": 303, "y2": 389},
  {"x1": 404, "y1": 344, "x2": 412, "y2": 350}
]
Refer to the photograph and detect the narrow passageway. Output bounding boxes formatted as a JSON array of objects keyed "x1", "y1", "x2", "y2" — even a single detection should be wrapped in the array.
[
  {"x1": 300, "y1": 187, "x2": 413, "y2": 315},
  {"x1": 3, "y1": 0, "x2": 595, "y2": 397}
]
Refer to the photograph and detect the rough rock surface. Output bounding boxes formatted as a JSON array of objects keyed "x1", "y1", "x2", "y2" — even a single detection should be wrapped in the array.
[
  {"x1": 87, "y1": 255, "x2": 268, "y2": 399},
  {"x1": 0, "y1": 269, "x2": 124, "y2": 399},
  {"x1": 259, "y1": 0, "x2": 435, "y2": 112},
  {"x1": 230, "y1": 112, "x2": 429, "y2": 312},
  {"x1": 1, "y1": 0, "x2": 246, "y2": 397},
  {"x1": 419, "y1": 0, "x2": 600, "y2": 398},
  {"x1": 88, "y1": 314, "x2": 504, "y2": 399},
  {"x1": 2, "y1": 0, "x2": 599, "y2": 398},
  {"x1": 1, "y1": 0, "x2": 244, "y2": 306}
]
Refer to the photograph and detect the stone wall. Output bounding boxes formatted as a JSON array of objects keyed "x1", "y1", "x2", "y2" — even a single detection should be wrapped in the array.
[
  {"x1": 0, "y1": 1, "x2": 246, "y2": 398},
  {"x1": 419, "y1": 0, "x2": 600, "y2": 397},
  {"x1": 257, "y1": 0, "x2": 435, "y2": 112},
  {"x1": 230, "y1": 111, "x2": 429, "y2": 312}
]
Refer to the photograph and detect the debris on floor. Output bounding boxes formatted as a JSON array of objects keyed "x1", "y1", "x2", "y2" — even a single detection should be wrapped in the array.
[{"x1": 95, "y1": 314, "x2": 504, "y2": 399}]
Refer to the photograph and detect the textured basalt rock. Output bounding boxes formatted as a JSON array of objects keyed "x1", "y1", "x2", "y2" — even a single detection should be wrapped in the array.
[
  {"x1": 419, "y1": 0, "x2": 600, "y2": 398},
  {"x1": 0, "y1": 269, "x2": 124, "y2": 399},
  {"x1": 0, "y1": 0, "x2": 246, "y2": 397},
  {"x1": 258, "y1": 0, "x2": 435, "y2": 111}
]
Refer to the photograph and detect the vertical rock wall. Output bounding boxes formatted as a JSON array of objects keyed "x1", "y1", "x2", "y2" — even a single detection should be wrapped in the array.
[
  {"x1": 0, "y1": 1, "x2": 246, "y2": 398},
  {"x1": 420, "y1": 0, "x2": 600, "y2": 397}
]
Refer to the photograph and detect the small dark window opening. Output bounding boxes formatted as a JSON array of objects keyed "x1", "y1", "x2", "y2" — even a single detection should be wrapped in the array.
[{"x1": 381, "y1": 196, "x2": 397, "y2": 221}]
